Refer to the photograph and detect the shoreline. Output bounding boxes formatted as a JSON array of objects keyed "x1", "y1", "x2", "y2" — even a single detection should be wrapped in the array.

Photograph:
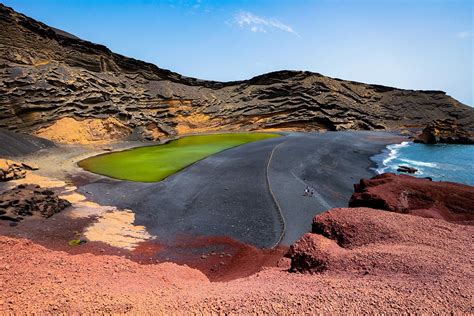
[
  {"x1": 1, "y1": 131, "x2": 407, "y2": 279},
  {"x1": 370, "y1": 140, "x2": 474, "y2": 185},
  {"x1": 369, "y1": 140, "x2": 410, "y2": 175}
]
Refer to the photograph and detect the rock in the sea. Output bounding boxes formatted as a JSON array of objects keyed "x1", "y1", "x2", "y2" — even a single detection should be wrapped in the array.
[
  {"x1": 287, "y1": 207, "x2": 473, "y2": 274},
  {"x1": 349, "y1": 173, "x2": 474, "y2": 224},
  {"x1": 0, "y1": 184, "x2": 71, "y2": 221},
  {"x1": 0, "y1": 159, "x2": 27, "y2": 181},
  {"x1": 414, "y1": 119, "x2": 474, "y2": 144},
  {"x1": 397, "y1": 165, "x2": 417, "y2": 174}
]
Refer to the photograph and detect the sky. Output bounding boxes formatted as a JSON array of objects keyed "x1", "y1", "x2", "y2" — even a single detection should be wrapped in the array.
[{"x1": 3, "y1": 0, "x2": 473, "y2": 106}]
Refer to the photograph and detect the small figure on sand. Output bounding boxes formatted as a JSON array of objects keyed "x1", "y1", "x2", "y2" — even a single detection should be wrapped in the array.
[
  {"x1": 303, "y1": 185, "x2": 310, "y2": 196},
  {"x1": 304, "y1": 185, "x2": 315, "y2": 197}
]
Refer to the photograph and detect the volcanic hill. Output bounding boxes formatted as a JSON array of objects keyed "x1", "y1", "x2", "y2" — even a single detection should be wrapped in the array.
[{"x1": 1, "y1": 4, "x2": 473, "y2": 143}]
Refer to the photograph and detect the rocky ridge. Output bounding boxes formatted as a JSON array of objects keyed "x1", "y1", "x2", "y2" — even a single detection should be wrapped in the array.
[
  {"x1": 1, "y1": 204, "x2": 472, "y2": 313},
  {"x1": 287, "y1": 207, "x2": 473, "y2": 276},
  {"x1": 414, "y1": 119, "x2": 474, "y2": 144},
  {"x1": 1, "y1": 4, "x2": 473, "y2": 142},
  {"x1": 349, "y1": 173, "x2": 474, "y2": 224},
  {"x1": 0, "y1": 158, "x2": 39, "y2": 181},
  {"x1": 288, "y1": 173, "x2": 474, "y2": 274},
  {"x1": 0, "y1": 159, "x2": 26, "y2": 181}
]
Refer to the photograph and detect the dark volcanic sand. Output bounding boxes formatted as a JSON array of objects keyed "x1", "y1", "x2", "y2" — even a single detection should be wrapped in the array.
[
  {"x1": 0, "y1": 131, "x2": 404, "y2": 281},
  {"x1": 0, "y1": 127, "x2": 54, "y2": 157},
  {"x1": 78, "y1": 131, "x2": 403, "y2": 248}
]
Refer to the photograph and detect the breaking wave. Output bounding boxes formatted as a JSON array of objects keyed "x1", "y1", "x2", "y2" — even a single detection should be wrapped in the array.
[{"x1": 371, "y1": 141, "x2": 474, "y2": 186}]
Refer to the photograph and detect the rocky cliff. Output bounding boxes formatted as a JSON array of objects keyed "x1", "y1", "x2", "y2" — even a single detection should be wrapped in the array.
[
  {"x1": 1, "y1": 4, "x2": 473, "y2": 142},
  {"x1": 414, "y1": 119, "x2": 474, "y2": 144}
]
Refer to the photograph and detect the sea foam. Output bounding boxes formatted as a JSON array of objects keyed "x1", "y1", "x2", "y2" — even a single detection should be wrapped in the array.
[
  {"x1": 399, "y1": 158, "x2": 439, "y2": 168},
  {"x1": 375, "y1": 141, "x2": 409, "y2": 174}
]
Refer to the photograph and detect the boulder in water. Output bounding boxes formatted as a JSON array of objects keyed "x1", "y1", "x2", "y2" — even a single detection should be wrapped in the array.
[{"x1": 397, "y1": 165, "x2": 418, "y2": 174}]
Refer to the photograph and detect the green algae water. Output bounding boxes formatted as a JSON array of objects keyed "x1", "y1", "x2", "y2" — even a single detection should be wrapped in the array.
[{"x1": 79, "y1": 133, "x2": 280, "y2": 182}]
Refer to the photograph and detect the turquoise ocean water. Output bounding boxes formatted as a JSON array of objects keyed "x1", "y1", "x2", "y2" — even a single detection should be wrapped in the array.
[{"x1": 371, "y1": 142, "x2": 474, "y2": 186}]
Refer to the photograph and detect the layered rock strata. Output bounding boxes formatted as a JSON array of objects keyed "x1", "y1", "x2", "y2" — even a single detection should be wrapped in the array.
[
  {"x1": 414, "y1": 119, "x2": 474, "y2": 144},
  {"x1": 1, "y1": 4, "x2": 473, "y2": 143}
]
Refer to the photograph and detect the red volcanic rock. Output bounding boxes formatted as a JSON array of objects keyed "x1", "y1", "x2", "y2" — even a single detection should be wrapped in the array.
[
  {"x1": 1, "y1": 208, "x2": 473, "y2": 313},
  {"x1": 288, "y1": 207, "x2": 473, "y2": 275},
  {"x1": 287, "y1": 233, "x2": 345, "y2": 273},
  {"x1": 349, "y1": 173, "x2": 474, "y2": 224}
]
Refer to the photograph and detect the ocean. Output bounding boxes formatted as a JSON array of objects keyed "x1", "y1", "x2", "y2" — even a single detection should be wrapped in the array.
[{"x1": 371, "y1": 142, "x2": 474, "y2": 186}]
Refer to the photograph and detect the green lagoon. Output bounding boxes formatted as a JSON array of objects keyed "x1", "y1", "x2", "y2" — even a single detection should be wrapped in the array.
[{"x1": 78, "y1": 133, "x2": 280, "y2": 182}]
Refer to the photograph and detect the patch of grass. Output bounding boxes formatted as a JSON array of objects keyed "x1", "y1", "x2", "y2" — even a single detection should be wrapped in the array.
[{"x1": 79, "y1": 133, "x2": 280, "y2": 182}]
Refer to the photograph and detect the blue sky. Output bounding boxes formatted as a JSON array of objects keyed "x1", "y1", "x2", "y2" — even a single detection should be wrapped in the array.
[{"x1": 3, "y1": 0, "x2": 473, "y2": 105}]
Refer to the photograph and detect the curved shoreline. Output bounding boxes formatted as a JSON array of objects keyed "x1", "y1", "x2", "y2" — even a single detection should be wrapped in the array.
[
  {"x1": 1, "y1": 131, "x2": 407, "y2": 266},
  {"x1": 77, "y1": 132, "x2": 284, "y2": 183}
]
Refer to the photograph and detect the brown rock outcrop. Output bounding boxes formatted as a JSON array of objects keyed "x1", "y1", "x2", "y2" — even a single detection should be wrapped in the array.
[
  {"x1": 0, "y1": 184, "x2": 70, "y2": 221},
  {"x1": 1, "y1": 4, "x2": 473, "y2": 140},
  {"x1": 0, "y1": 159, "x2": 26, "y2": 181},
  {"x1": 287, "y1": 207, "x2": 473, "y2": 275},
  {"x1": 349, "y1": 173, "x2": 474, "y2": 224},
  {"x1": 35, "y1": 117, "x2": 132, "y2": 144},
  {"x1": 414, "y1": 119, "x2": 474, "y2": 144}
]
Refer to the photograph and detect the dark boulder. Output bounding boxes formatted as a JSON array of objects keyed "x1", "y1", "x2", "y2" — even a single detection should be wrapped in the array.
[
  {"x1": 0, "y1": 184, "x2": 70, "y2": 222},
  {"x1": 397, "y1": 165, "x2": 418, "y2": 174}
]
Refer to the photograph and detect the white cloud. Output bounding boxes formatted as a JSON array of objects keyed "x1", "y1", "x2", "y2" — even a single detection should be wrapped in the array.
[
  {"x1": 456, "y1": 31, "x2": 471, "y2": 39},
  {"x1": 234, "y1": 11, "x2": 299, "y2": 37}
]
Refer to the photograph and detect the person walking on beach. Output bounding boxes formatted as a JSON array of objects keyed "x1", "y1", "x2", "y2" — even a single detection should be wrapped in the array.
[{"x1": 304, "y1": 185, "x2": 310, "y2": 196}]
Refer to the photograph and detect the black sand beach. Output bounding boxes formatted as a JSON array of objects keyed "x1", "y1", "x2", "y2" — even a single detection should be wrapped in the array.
[
  {"x1": 76, "y1": 131, "x2": 403, "y2": 248},
  {"x1": 0, "y1": 130, "x2": 404, "y2": 258}
]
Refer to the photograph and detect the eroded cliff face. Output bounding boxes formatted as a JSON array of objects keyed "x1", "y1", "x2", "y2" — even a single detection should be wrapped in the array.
[{"x1": 1, "y1": 4, "x2": 473, "y2": 142}]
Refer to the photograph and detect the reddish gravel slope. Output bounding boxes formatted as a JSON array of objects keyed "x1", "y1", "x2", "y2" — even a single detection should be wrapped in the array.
[{"x1": 1, "y1": 206, "x2": 472, "y2": 313}]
